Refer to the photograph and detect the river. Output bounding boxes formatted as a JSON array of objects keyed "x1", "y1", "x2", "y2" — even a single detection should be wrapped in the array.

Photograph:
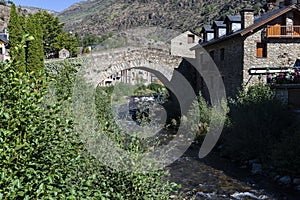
[
  {"x1": 116, "y1": 96, "x2": 300, "y2": 200},
  {"x1": 166, "y1": 144, "x2": 300, "y2": 200}
]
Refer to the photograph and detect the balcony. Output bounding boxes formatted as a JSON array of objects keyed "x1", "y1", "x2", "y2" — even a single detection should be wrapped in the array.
[{"x1": 267, "y1": 25, "x2": 300, "y2": 38}]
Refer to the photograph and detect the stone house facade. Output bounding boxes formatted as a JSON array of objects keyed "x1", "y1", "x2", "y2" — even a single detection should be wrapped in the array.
[
  {"x1": 171, "y1": 31, "x2": 200, "y2": 58},
  {"x1": 190, "y1": 4, "x2": 300, "y2": 99},
  {"x1": 58, "y1": 48, "x2": 70, "y2": 59},
  {"x1": 0, "y1": 34, "x2": 9, "y2": 62}
]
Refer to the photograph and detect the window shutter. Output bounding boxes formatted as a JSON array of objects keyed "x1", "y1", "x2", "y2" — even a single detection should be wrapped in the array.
[{"x1": 257, "y1": 46, "x2": 263, "y2": 58}]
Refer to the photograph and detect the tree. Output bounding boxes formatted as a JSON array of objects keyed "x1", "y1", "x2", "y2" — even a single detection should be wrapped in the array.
[
  {"x1": 34, "y1": 11, "x2": 78, "y2": 58},
  {"x1": 8, "y1": 4, "x2": 26, "y2": 72},
  {"x1": 25, "y1": 14, "x2": 44, "y2": 74},
  {"x1": 34, "y1": 11, "x2": 64, "y2": 58}
]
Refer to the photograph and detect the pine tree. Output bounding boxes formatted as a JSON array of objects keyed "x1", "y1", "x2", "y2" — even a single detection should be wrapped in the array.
[
  {"x1": 34, "y1": 11, "x2": 64, "y2": 58},
  {"x1": 8, "y1": 3, "x2": 26, "y2": 72},
  {"x1": 34, "y1": 11, "x2": 78, "y2": 58},
  {"x1": 25, "y1": 14, "x2": 44, "y2": 74}
]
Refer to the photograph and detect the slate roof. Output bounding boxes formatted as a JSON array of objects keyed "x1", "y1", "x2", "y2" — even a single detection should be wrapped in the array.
[
  {"x1": 201, "y1": 25, "x2": 214, "y2": 32},
  {"x1": 0, "y1": 35, "x2": 8, "y2": 44},
  {"x1": 226, "y1": 15, "x2": 241, "y2": 22},
  {"x1": 191, "y1": 4, "x2": 300, "y2": 49},
  {"x1": 213, "y1": 21, "x2": 226, "y2": 28}
]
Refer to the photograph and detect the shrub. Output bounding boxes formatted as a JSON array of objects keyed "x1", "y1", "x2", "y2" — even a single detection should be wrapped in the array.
[
  {"x1": 222, "y1": 84, "x2": 294, "y2": 162},
  {"x1": 0, "y1": 63, "x2": 107, "y2": 198},
  {"x1": 0, "y1": 58, "x2": 177, "y2": 199},
  {"x1": 270, "y1": 125, "x2": 300, "y2": 177},
  {"x1": 186, "y1": 94, "x2": 229, "y2": 144}
]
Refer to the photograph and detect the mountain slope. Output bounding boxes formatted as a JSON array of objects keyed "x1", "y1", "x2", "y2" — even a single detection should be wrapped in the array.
[
  {"x1": 58, "y1": 0, "x2": 269, "y2": 35},
  {"x1": 0, "y1": 4, "x2": 57, "y2": 30}
]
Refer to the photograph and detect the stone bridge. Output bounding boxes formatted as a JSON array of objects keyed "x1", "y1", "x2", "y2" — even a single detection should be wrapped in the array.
[{"x1": 81, "y1": 46, "x2": 181, "y2": 87}]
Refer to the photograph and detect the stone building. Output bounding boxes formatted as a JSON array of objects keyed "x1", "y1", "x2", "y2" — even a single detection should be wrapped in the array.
[
  {"x1": 190, "y1": 3, "x2": 300, "y2": 100},
  {"x1": 58, "y1": 48, "x2": 70, "y2": 59},
  {"x1": 100, "y1": 69, "x2": 157, "y2": 86},
  {"x1": 171, "y1": 31, "x2": 200, "y2": 58},
  {"x1": 0, "y1": 34, "x2": 9, "y2": 62}
]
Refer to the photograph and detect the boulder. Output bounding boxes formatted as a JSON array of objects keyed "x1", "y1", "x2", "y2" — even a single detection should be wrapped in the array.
[
  {"x1": 251, "y1": 163, "x2": 262, "y2": 175},
  {"x1": 293, "y1": 178, "x2": 300, "y2": 185},
  {"x1": 278, "y1": 176, "x2": 291, "y2": 185}
]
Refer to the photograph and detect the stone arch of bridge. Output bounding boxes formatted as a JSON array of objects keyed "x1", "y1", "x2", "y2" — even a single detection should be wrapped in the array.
[
  {"x1": 82, "y1": 47, "x2": 181, "y2": 88},
  {"x1": 97, "y1": 60, "x2": 174, "y2": 86}
]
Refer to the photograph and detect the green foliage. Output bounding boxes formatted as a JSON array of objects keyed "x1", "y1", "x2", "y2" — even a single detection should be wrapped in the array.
[
  {"x1": 33, "y1": 11, "x2": 78, "y2": 58},
  {"x1": 8, "y1": 4, "x2": 26, "y2": 72},
  {"x1": 147, "y1": 83, "x2": 164, "y2": 93},
  {"x1": 0, "y1": 62, "x2": 108, "y2": 198},
  {"x1": 92, "y1": 86, "x2": 178, "y2": 199},
  {"x1": 77, "y1": 33, "x2": 95, "y2": 47},
  {"x1": 187, "y1": 94, "x2": 229, "y2": 144},
  {"x1": 76, "y1": 33, "x2": 113, "y2": 48},
  {"x1": 271, "y1": 125, "x2": 300, "y2": 177},
  {"x1": 25, "y1": 14, "x2": 44, "y2": 74},
  {"x1": 222, "y1": 84, "x2": 294, "y2": 162},
  {"x1": 45, "y1": 59, "x2": 177, "y2": 199},
  {"x1": 45, "y1": 58, "x2": 83, "y2": 101},
  {"x1": 8, "y1": 4, "x2": 45, "y2": 75}
]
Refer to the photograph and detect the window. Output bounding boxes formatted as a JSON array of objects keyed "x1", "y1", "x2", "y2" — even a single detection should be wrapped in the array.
[
  {"x1": 218, "y1": 28, "x2": 226, "y2": 37},
  {"x1": 220, "y1": 48, "x2": 225, "y2": 61},
  {"x1": 207, "y1": 32, "x2": 214, "y2": 41},
  {"x1": 188, "y1": 34, "x2": 195, "y2": 44},
  {"x1": 256, "y1": 42, "x2": 267, "y2": 58},
  {"x1": 209, "y1": 50, "x2": 215, "y2": 60},
  {"x1": 0, "y1": 47, "x2": 2, "y2": 55}
]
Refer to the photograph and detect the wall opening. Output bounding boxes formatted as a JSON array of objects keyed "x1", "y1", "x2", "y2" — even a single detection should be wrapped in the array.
[
  {"x1": 188, "y1": 34, "x2": 195, "y2": 44},
  {"x1": 256, "y1": 42, "x2": 267, "y2": 58}
]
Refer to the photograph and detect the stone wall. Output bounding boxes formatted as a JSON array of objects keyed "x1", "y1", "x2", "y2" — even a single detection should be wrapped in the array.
[
  {"x1": 243, "y1": 29, "x2": 300, "y2": 86},
  {"x1": 272, "y1": 84, "x2": 300, "y2": 109},
  {"x1": 82, "y1": 47, "x2": 181, "y2": 87},
  {"x1": 171, "y1": 32, "x2": 200, "y2": 58},
  {"x1": 195, "y1": 37, "x2": 244, "y2": 98}
]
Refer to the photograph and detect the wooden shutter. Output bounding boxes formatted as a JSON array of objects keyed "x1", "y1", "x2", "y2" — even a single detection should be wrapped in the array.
[{"x1": 256, "y1": 43, "x2": 263, "y2": 58}]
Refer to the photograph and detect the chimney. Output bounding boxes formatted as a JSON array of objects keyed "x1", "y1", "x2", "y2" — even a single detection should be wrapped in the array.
[{"x1": 240, "y1": 8, "x2": 255, "y2": 29}]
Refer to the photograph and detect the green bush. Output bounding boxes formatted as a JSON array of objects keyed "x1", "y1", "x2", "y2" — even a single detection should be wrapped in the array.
[
  {"x1": 270, "y1": 125, "x2": 300, "y2": 177},
  {"x1": 222, "y1": 84, "x2": 294, "y2": 162},
  {"x1": 0, "y1": 58, "x2": 177, "y2": 199},
  {"x1": 0, "y1": 63, "x2": 107, "y2": 199},
  {"x1": 79, "y1": 83, "x2": 179, "y2": 199},
  {"x1": 186, "y1": 94, "x2": 228, "y2": 144}
]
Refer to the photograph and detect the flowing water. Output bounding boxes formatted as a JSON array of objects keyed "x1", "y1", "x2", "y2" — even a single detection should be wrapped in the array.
[
  {"x1": 118, "y1": 96, "x2": 300, "y2": 200},
  {"x1": 166, "y1": 144, "x2": 300, "y2": 200}
]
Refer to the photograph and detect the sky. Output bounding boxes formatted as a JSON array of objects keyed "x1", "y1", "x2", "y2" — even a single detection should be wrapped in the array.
[{"x1": 12, "y1": 0, "x2": 83, "y2": 12}]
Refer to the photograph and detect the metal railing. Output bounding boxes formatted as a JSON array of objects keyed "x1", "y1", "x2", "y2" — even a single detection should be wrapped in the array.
[{"x1": 267, "y1": 25, "x2": 300, "y2": 38}]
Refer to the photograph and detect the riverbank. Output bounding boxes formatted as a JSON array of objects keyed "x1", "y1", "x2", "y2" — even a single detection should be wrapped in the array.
[{"x1": 166, "y1": 144, "x2": 300, "y2": 200}]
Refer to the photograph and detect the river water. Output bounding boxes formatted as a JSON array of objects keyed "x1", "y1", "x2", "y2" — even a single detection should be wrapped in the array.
[
  {"x1": 115, "y1": 96, "x2": 300, "y2": 200},
  {"x1": 166, "y1": 144, "x2": 300, "y2": 200}
]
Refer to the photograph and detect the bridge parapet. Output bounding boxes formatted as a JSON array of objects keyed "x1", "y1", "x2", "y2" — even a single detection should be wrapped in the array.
[{"x1": 81, "y1": 46, "x2": 181, "y2": 87}]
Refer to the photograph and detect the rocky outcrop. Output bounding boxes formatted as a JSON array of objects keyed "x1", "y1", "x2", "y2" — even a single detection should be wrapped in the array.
[
  {"x1": 0, "y1": 4, "x2": 56, "y2": 30},
  {"x1": 58, "y1": 0, "x2": 270, "y2": 35}
]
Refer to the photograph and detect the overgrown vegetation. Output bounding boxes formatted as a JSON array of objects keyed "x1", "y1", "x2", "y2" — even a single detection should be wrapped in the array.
[
  {"x1": 221, "y1": 84, "x2": 300, "y2": 177},
  {"x1": 8, "y1": 4, "x2": 78, "y2": 60},
  {"x1": 0, "y1": 48, "x2": 177, "y2": 198}
]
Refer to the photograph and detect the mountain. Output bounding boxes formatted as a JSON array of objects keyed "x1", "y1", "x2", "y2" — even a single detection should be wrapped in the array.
[
  {"x1": 58, "y1": 0, "x2": 270, "y2": 36},
  {"x1": 0, "y1": 4, "x2": 57, "y2": 30}
]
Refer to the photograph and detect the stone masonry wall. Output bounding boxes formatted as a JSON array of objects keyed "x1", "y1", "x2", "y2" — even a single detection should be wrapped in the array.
[
  {"x1": 171, "y1": 32, "x2": 200, "y2": 58},
  {"x1": 196, "y1": 37, "x2": 244, "y2": 98},
  {"x1": 243, "y1": 29, "x2": 300, "y2": 86}
]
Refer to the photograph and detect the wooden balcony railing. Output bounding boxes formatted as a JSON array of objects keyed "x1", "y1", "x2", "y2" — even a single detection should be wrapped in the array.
[{"x1": 267, "y1": 25, "x2": 300, "y2": 38}]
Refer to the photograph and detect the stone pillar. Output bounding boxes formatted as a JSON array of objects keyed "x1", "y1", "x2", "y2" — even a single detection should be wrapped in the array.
[{"x1": 240, "y1": 8, "x2": 255, "y2": 29}]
